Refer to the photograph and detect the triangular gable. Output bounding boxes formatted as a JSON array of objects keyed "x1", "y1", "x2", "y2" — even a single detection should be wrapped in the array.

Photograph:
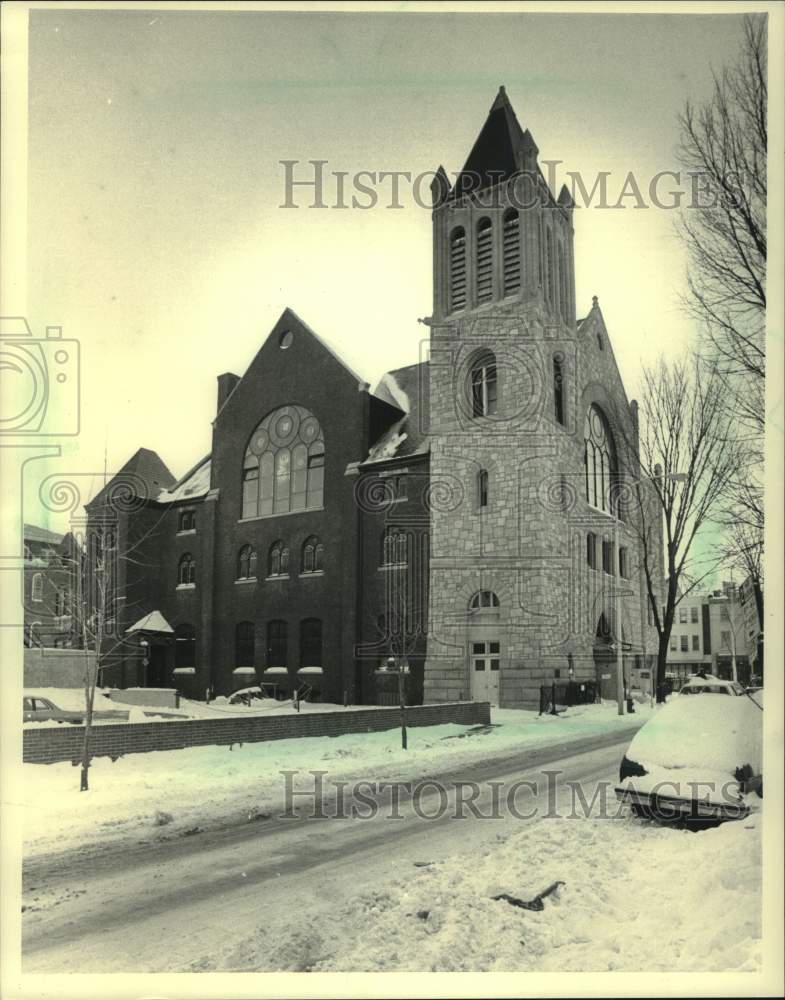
[
  {"x1": 126, "y1": 610, "x2": 174, "y2": 635},
  {"x1": 214, "y1": 307, "x2": 370, "y2": 425}
]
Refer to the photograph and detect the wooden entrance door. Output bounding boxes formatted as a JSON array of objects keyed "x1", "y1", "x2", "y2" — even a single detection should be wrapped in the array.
[{"x1": 470, "y1": 640, "x2": 500, "y2": 705}]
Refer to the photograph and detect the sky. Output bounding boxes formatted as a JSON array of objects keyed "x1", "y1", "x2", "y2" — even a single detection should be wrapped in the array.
[{"x1": 17, "y1": 6, "x2": 750, "y2": 530}]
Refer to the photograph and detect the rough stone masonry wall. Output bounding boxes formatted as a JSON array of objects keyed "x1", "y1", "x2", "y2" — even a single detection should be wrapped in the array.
[
  {"x1": 23, "y1": 700, "x2": 491, "y2": 765},
  {"x1": 424, "y1": 295, "x2": 659, "y2": 709}
]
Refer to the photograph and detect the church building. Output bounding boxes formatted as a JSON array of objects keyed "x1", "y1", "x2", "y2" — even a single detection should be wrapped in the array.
[{"x1": 86, "y1": 87, "x2": 661, "y2": 708}]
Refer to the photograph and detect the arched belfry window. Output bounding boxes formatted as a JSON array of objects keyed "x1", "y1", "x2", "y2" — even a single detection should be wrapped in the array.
[
  {"x1": 242, "y1": 405, "x2": 324, "y2": 518},
  {"x1": 584, "y1": 404, "x2": 617, "y2": 514},
  {"x1": 449, "y1": 226, "x2": 467, "y2": 312},
  {"x1": 545, "y1": 227, "x2": 555, "y2": 307},
  {"x1": 502, "y1": 209, "x2": 521, "y2": 297},
  {"x1": 558, "y1": 243, "x2": 568, "y2": 322},
  {"x1": 476, "y1": 217, "x2": 493, "y2": 304},
  {"x1": 470, "y1": 351, "x2": 497, "y2": 417},
  {"x1": 553, "y1": 354, "x2": 565, "y2": 425},
  {"x1": 469, "y1": 590, "x2": 500, "y2": 611}
]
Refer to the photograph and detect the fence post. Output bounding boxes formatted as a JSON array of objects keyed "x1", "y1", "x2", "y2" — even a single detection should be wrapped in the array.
[{"x1": 550, "y1": 680, "x2": 558, "y2": 716}]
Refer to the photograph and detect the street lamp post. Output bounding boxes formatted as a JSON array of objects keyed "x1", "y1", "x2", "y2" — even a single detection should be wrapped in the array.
[{"x1": 385, "y1": 656, "x2": 408, "y2": 750}]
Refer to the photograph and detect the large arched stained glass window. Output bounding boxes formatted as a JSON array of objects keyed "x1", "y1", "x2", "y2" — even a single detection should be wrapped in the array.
[
  {"x1": 242, "y1": 405, "x2": 324, "y2": 518},
  {"x1": 584, "y1": 404, "x2": 617, "y2": 514}
]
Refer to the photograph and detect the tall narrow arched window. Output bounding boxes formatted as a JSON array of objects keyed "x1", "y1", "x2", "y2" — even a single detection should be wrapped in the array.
[
  {"x1": 242, "y1": 406, "x2": 324, "y2": 519},
  {"x1": 502, "y1": 209, "x2": 520, "y2": 297},
  {"x1": 237, "y1": 544, "x2": 257, "y2": 580},
  {"x1": 300, "y1": 618, "x2": 322, "y2": 668},
  {"x1": 545, "y1": 227, "x2": 554, "y2": 307},
  {"x1": 584, "y1": 404, "x2": 617, "y2": 513},
  {"x1": 267, "y1": 619, "x2": 287, "y2": 668},
  {"x1": 31, "y1": 573, "x2": 43, "y2": 602},
  {"x1": 558, "y1": 243, "x2": 568, "y2": 322},
  {"x1": 469, "y1": 590, "x2": 500, "y2": 611},
  {"x1": 537, "y1": 214, "x2": 544, "y2": 289},
  {"x1": 382, "y1": 527, "x2": 407, "y2": 567},
  {"x1": 477, "y1": 469, "x2": 489, "y2": 509},
  {"x1": 174, "y1": 623, "x2": 196, "y2": 669},
  {"x1": 449, "y1": 226, "x2": 467, "y2": 312},
  {"x1": 235, "y1": 621, "x2": 255, "y2": 668},
  {"x1": 470, "y1": 351, "x2": 498, "y2": 417},
  {"x1": 268, "y1": 540, "x2": 289, "y2": 577},
  {"x1": 553, "y1": 354, "x2": 565, "y2": 425},
  {"x1": 178, "y1": 553, "x2": 196, "y2": 585},
  {"x1": 476, "y1": 217, "x2": 493, "y2": 304},
  {"x1": 302, "y1": 536, "x2": 324, "y2": 573}
]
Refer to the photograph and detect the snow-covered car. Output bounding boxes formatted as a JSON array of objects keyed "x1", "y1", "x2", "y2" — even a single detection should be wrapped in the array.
[
  {"x1": 678, "y1": 674, "x2": 745, "y2": 696},
  {"x1": 23, "y1": 694, "x2": 128, "y2": 725},
  {"x1": 23, "y1": 695, "x2": 84, "y2": 724},
  {"x1": 615, "y1": 692, "x2": 762, "y2": 822}
]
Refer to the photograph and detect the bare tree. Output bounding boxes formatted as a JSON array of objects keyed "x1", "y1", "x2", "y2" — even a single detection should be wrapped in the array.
[
  {"x1": 676, "y1": 13, "x2": 767, "y2": 428},
  {"x1": 676, "y1": 13, "x2": 767, "y2": 667},
  {"x1": 617, "y1": 356, "x2": 741, "y2": 701}
]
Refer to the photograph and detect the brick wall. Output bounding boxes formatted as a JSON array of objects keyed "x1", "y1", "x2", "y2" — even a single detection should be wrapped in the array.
[
  {"x1": 23, "y1": 700, "x2": 490, "y2": 765},
  {"x1": 24, "y1": 647, "x2": 95, "y2": 689}
]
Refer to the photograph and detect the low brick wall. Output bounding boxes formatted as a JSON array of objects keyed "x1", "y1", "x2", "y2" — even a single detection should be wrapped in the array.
[
  {"x1": 23, "y1": 701, "x2": 490, "y2": 765},
  {"x1": 24, "y1": 647, "x2": 96, "y2": 689}
]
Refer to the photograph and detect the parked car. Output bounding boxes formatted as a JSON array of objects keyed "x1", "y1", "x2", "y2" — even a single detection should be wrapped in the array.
[
  {"x1": 678, "y1": 674, "x2": 746, "y2": 696},
  {"x1": 23, "y1": 694, "x2": 128, "y2": 724},
  {"x1": 615, "y1": 690, "x2": 762, "y2": 823}
]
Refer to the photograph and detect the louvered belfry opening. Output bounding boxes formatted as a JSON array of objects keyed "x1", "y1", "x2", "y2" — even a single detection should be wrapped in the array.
[
  {"x1": 449, "y1": 226, "x2": 467, "y2": 312},
  {"x1": 502, "y1": 209, "x2": 520, "y2": 297},
  {"x1": 476, "y1": 218, "x2": 493, "y2": 304}
]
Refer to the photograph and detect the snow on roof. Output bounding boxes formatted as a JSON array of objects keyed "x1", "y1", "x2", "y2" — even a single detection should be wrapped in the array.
[
  {"x1": 125, "y1": 611, "x2": 174, "y2": 635},
  {"x1": 24, "y1": 523, "x2": 64, "y2": 545},
  {"x1": 157, "y1": 456, "x2": 211, "y2": 503},
  {"x1": 364, "y1": 362, "x2": 430, "y2": 466},
  {"x1": 374, "y1": 371, "x2": 410, "y2": 413}
]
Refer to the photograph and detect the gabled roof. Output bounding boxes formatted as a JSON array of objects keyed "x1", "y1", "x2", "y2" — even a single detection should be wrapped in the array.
[
  {"x1": 126, "y1": 610, "x2": 174, "y2": 635},
  {"x1": 157, "y1": 455, "x2": 211, "y2": 504},
  {"x1": 453, "y1": 86, "x2": 532, "y2": 198},
  {"x1": 365, "y1": 361, "x2": 430, "y2": 465},
  {"x1": 23, "y1": 523, "x2": 63, "y2": 545},
  {"x1": 88, "y1": 448, "x2": 176, "y2": 509}
]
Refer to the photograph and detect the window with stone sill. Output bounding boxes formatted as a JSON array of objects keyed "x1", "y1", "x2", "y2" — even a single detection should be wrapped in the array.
[
  {"x1": 268, "y1": 541, "x2": 289, "y2": 577},
  {"x1": 178, "y1": 553, "x2": 196, "y2": 586}
]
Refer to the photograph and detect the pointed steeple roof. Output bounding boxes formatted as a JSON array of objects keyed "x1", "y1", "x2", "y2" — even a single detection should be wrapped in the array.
[{"x1": 453, "y1": 86, "x2": 531, "y2": 198}]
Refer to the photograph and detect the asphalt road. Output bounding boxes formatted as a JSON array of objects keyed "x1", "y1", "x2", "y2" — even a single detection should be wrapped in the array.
[{"x1": 22, "y1": 727, "x2": 640, "y2": 973}]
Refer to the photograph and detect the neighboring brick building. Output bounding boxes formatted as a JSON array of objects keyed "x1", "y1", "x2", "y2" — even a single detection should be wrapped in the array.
[
  {"x1": 23, "y1": 523, "x2": 83, "y2": 648},
  {"x1": 666, "y1": 580, "x2": 759, "y2": 686},
  {"x1": 84, "y1": 87, "x2": 661, "y2": 707}
]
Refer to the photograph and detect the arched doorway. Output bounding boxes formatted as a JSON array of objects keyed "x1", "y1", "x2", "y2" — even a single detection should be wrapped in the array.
[{"x1": 593, "y1": 611, "x2": 628, "y2": 702}]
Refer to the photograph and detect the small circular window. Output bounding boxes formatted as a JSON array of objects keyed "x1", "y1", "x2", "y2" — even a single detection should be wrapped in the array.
[{"x1": 279, "y1": 330, "x2": 294, "y2": 350}]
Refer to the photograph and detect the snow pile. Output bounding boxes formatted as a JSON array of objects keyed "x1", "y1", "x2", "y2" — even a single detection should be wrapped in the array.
[
  {"x1": 21, "y1": 704, "x2": 650, "y2": 858},
  {"x1": 251, "y1": 814, "x2": 760, "y2": 973}
]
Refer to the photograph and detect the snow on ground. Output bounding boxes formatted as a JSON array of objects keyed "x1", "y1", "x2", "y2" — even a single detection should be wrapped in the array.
[
  {"x1": 276, "y1": 811, "x2": 760, "y2": 973},
  {"x1": 21, "y1": 702, "x2": 650, "y2": 858},
  {"x1": 22, "y1": 687, "x2": 423, "y2": 724}
]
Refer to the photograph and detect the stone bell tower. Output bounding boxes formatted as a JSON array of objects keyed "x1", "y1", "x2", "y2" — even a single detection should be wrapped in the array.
[{"x1": 423, "y1": 86, "x2": 588, "y2": 709}]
